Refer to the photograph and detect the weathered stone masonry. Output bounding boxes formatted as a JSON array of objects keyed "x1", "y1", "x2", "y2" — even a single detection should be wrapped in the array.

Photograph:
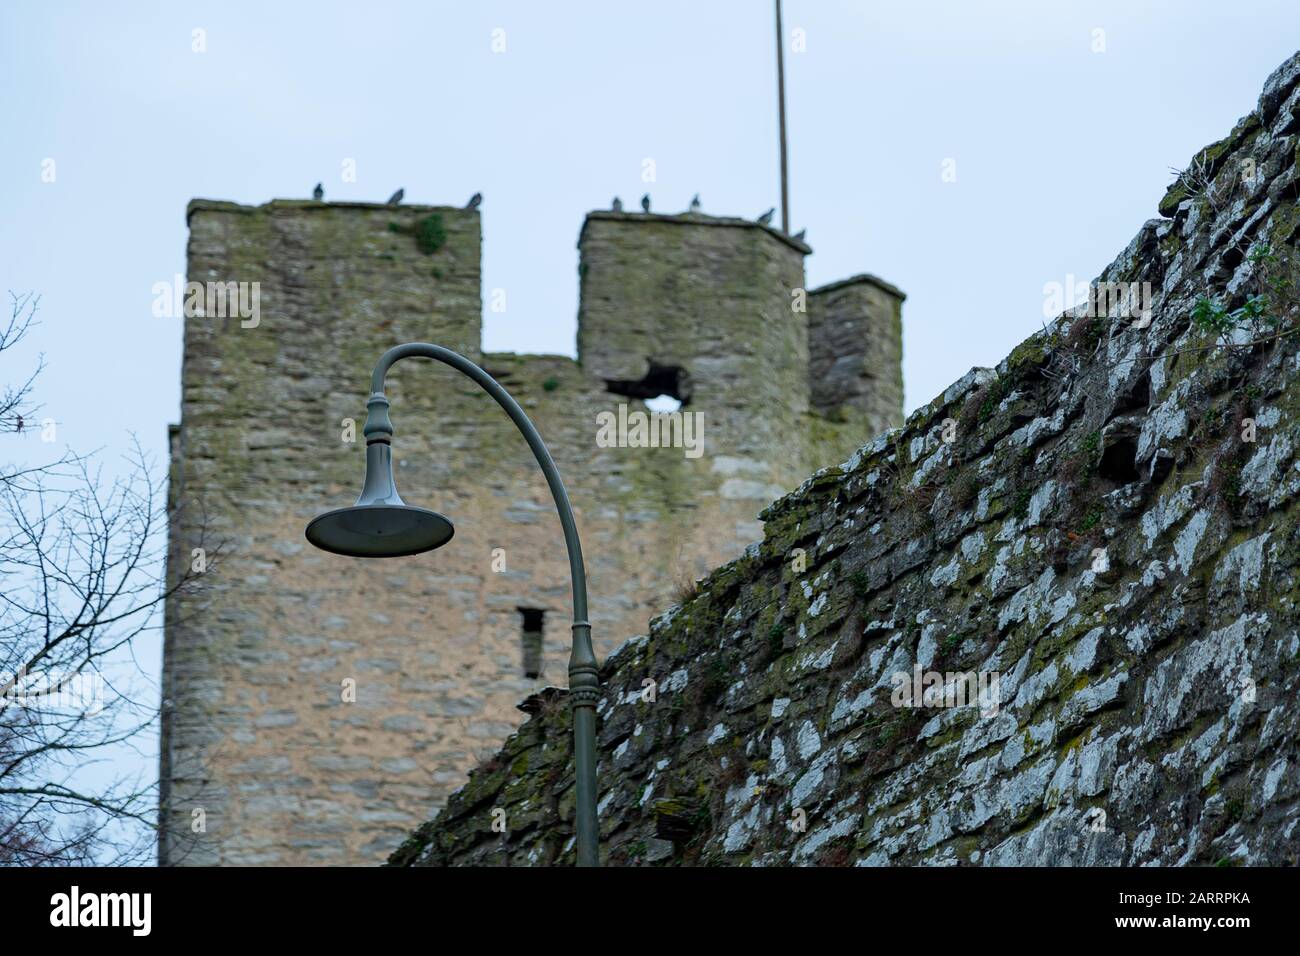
[
  {"x1": 394, "y1": 52, "x2": 1300, "y2": 867},
  {"x1": 160, "y1": 202, "x2": 905, "y2": 864}
]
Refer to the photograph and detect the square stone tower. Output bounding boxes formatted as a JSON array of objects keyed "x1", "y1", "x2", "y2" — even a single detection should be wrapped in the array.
[{"x1": 160, "y1": 200, "x2": 903, "y2": 864}]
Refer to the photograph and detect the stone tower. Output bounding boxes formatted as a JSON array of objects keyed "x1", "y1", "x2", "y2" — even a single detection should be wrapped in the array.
[{"x1": 159, "y1": 199, "x2": 904, "y2": 864}]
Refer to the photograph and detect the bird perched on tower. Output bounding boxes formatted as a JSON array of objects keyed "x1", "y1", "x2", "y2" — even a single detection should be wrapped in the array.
[
  {"x1": 312, "y1": 183, "x2": 324, "y2": 201},
  {"x1": 466, "y1": 192, "x2": 482, "y2": 210},
  {"x1": 757, "y1": 208, "x2": 774, "y2": 225},
  {"x1": 612, "y1": 197, "x2": 623, "y2": 211},
  {"x1": 640, "y1": 194, "x2": 651, "y2": 213},
  {"x1": 792, "y1": 229, "x2": 806, "y2": 242},
  {"x1": 689, "y1": 194, "x2": 701, "y2": 212},
  {"x1": 387, "y1": 188, "x2": 404, "y2": 205}
]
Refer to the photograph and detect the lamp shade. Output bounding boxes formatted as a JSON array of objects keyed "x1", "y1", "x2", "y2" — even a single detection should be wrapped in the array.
[{"x1": 305, "y1": 441, "x2": 454, "y2": 558}]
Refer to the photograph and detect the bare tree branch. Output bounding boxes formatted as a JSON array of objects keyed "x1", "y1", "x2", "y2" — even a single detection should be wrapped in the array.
[{"x1": 0, "y1": 293, "x2": 214, "y2": 865}]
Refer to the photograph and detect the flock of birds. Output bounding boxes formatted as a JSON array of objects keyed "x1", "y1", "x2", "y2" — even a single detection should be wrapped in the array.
[
  {"x1": 310, "y1": 183, "x2": 481, "y2": 210},
  {"x1": 614, "y1": 194, "x2": 803, "y2": 240},
  {"x1": 306, "y1": 185, "x2": 802, "y2": 240}
]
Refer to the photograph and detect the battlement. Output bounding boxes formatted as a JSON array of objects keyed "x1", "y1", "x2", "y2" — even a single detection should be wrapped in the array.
[
  {"x1": 576, "y1": 209, "x2": 819, "y2": 488},
  {"x1": 160, "y1": 197, "x2": 904, "y2": 865},
  {"x1": 579, "y1": 209, "x2": 813, "y2": 254},
  {"x1": 186, "y1": 196, "x2": 476, "y2": 220},
  {"x1": 808, "y1": 273, "x2": 905, "y2": 436},
  {"x1": 184, "y1": 198, "x2": 483, "y2": 358},
  {"x1": 810, "y1": 272, "x2": 905, "y2": 300}
]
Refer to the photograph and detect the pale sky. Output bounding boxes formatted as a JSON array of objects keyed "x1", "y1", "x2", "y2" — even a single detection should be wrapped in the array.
[
  {"x1": 4, "y1": 2, "x2": 1298, "y2": 450},
  {"x1": 1, "y1": 0, "x2": 1297, "y2": 855}
]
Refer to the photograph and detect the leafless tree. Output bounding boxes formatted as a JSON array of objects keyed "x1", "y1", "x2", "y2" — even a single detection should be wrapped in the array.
[
  {"x1": 0, "y1": 292, "x2": 208, "y2": 865},
  {"x1": 0, "y1": 293, "x2": 42, "y2": 438}
]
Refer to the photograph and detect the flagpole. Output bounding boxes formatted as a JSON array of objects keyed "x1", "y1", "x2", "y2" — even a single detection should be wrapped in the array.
[{"x1": 775, "y1": 0, "x2": 789, "y2": 233}]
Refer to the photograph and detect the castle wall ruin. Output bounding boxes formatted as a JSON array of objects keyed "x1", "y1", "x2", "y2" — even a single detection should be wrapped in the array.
[{"x1": 160, "y1": 200, "x2": 903, "y2": 864}]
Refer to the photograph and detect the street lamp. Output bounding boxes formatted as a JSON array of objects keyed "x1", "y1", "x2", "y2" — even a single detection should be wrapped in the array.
[{"x1": 305, "y1": 342, "x2": 601, "y2": 867}]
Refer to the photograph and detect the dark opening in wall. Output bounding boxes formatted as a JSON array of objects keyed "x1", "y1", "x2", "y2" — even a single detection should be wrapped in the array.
[
  {"x1": 605, "y1": 360, "x2": 693, "y2": 406},
  {"x1": 1098, "y1": 434, "x2": 1141, "y2": 484},
  {"x1": 517, "y1": 607, "x2": 545, "y2": 679},
  {"x1": 1112, "y1": 367, "x2": 1151, "y2": 416},
  {"x1": 1220, "y1": 243, "x2": 1246, "y2": 272}
]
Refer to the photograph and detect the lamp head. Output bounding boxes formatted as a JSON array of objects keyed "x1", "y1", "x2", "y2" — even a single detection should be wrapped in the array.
[{"x1": 305, "y1": 394, "x2": 454, "y2": 558}]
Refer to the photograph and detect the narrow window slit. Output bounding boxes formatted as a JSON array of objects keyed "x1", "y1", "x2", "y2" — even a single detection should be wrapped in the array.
[{"x1": 518, "y1": 607, "x2": 545, "y2": 679}]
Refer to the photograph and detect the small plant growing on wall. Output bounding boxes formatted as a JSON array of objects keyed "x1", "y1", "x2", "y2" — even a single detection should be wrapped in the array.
[
  {"x1": 415, "y1": 214, "x2": 447, "y2": 253},
  {"x1": 389, "y1": 213, "x2": 448, "y2": 255},
  {"x1": 1190, "y1": 243, "x2": 1295, "y2": 346}
]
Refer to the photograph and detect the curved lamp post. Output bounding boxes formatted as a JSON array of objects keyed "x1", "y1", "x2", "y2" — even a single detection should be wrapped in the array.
[{"x1": 304, "y1": 343, "x2": 600, "y2": 867}]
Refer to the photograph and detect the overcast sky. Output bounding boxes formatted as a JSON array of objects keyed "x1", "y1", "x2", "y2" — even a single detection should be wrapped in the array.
[
  {"x1": 4, "y1": 1, "x2": 1298, "y2": 452},
  {"x1": 1, "y1": 0, "x2": 1297, "y2": 854}
]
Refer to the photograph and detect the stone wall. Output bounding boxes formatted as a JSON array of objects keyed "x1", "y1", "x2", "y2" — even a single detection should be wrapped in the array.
[
  {"x1": 160, "y1": 202, "x2": 904, "y2": 863},
  {"x1": 393, "y1": 51, "x2": 1300, "y2": 867},
  {"x1": 808, "y1": 274, "x2": 905, "y2": 440},
  {"x1": 578, "y1": 212, "x2": 815, "y2": 494}
]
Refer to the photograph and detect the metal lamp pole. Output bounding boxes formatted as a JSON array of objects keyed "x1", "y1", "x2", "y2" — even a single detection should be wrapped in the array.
[{"x1": 305, "y1": 342, "x2": 600, "y2": 866}]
